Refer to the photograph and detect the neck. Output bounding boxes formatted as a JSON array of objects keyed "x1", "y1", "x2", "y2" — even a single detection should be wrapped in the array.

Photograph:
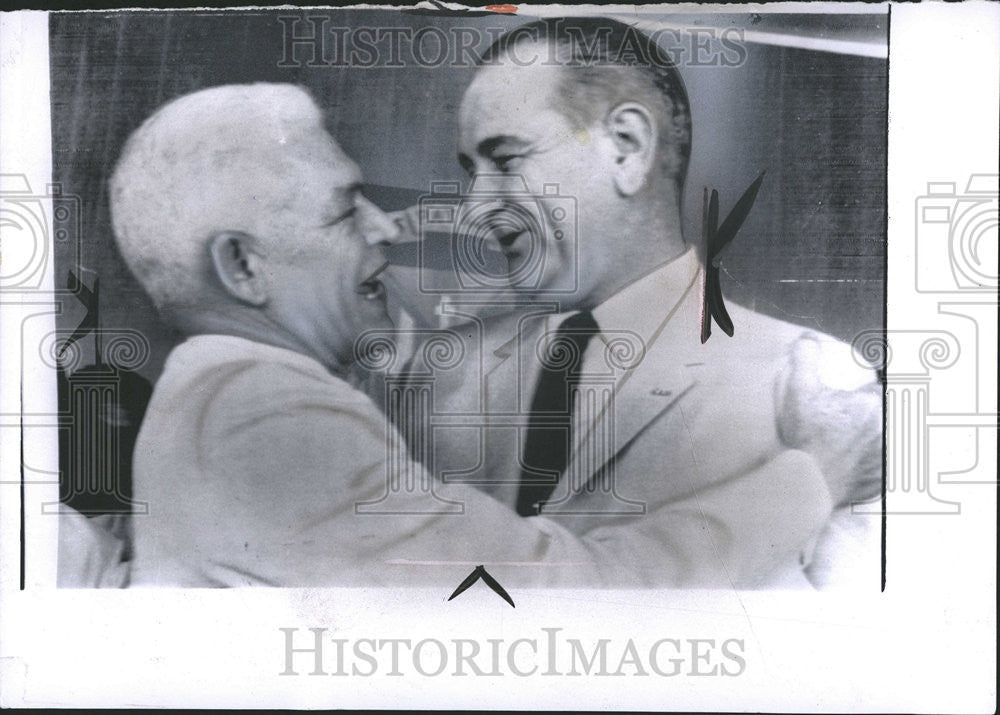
[
  {"x1": 631, "y1": 180, "x2": 686, "y2": 258},
  {"x1": 580, "y1": 193, "x2": 687, "y2": 310},
  {"x1": 164, "y1": 305, "x2": 350, "y2": 376}
]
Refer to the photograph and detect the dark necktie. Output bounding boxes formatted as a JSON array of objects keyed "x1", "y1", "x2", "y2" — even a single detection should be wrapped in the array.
[{"x1": 517, "y1": 310, "x2": 600, "y2": 516}]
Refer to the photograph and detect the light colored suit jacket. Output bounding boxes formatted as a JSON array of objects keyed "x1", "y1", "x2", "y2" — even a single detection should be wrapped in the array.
[
  {"x1": 130, "y1": 333, "x2": 834, "y2": 588},
  {"x1": 405, "y1": 246, "x2": 879, "y2": 587}
]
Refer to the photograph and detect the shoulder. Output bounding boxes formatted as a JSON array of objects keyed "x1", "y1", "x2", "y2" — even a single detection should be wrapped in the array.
[
  {"x1": 713, "y1": 303, "x2": 829, "y2": 361},
  {"x1": 150, "y1": 335, "x2": 387, "y2": 440},
  {"x1": 132, "y1": 337, "x2": 414, "y2": 585},
  {"x1": 640, "y1": 302, "x2": 875, "y2": 453},
  {"x1": 143, "y1": 337, "x2": 400, "y2": 519},
  {"x1": 698, "y1": 302, "x2": 874, "y2": 389}
]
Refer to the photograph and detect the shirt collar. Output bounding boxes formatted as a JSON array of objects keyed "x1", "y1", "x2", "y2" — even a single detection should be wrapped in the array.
[{"x1": 546, "y1": 244, "x2": 700, "y2": 346}]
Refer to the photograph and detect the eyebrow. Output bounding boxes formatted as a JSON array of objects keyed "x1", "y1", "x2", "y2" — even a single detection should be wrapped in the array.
[
  {"x1": 477, "y1": 136, "x2": 531, "y2": 156},
  {"x1": 457, "y1": 153, "x2": 474, "y2": 174},
  {"x1": 458, "y1": 136, "x2": 533, "y2": 170}
]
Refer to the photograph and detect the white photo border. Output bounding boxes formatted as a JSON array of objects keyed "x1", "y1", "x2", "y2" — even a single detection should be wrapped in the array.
[{"x1": 0, "y1": 3, "x2": 996, "y2": 711}]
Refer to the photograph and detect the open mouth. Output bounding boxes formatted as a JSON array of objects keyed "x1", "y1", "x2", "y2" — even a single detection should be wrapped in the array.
[
  {"x1": 493, "y1": 228, "x2": 527, "y2": 263},
  {"x1": 495, "y1": 228, "x2": 525, "y2": 250},
  {"x1": 356, "y1": 261, "x2": 389, "y2": 301}
]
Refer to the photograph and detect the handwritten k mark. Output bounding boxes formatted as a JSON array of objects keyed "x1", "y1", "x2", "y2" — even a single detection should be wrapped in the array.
[
  {"x1": 701, "y1": 172, "x2": 766, "y2": 343},
  {"x1": 447, "y1": 565, "x2": 515, "y2": 608}
]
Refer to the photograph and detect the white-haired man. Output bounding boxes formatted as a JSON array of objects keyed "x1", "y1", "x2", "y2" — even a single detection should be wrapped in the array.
[{"x1": 110, "y1": 83, "x2": 836, "y2": 588}]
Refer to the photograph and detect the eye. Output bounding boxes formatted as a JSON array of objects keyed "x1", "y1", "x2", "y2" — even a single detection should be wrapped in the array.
[
  {"x1": 458, "y1": 154, "x2": 475, "y2": 178},
  {"x1": 494, "y1": 155, "x2": 524, "y2": 173},
  {"x1": 323, "y1": 206, "x2": 357, "y2": 229}
]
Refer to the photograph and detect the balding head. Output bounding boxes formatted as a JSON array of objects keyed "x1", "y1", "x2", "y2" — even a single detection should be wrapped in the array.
[
  {"x1": 111, "y1": 83, "x2": 333, "y2": 310},
  {"x1": 109, "y1": 83, "x2": 399, "y2": 371}
]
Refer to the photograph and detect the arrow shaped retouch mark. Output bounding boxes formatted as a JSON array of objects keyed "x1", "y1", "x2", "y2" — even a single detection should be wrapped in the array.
[{"x1": 447, "y1": 565, "x2": 515, "y2": 608}]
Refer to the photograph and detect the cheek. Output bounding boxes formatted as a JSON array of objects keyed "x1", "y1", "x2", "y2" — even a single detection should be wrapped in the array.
[
  {"x1": 552, "y1": 145, "x2": 611, "y2": 200},
  {"x1": 314, "y1": 228, "x2": 360, "y2": 267}
]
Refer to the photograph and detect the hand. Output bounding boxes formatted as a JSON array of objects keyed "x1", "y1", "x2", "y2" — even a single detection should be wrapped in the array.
[{"x1": 775, "y1": 335, "x2": 882, "y2": 508}]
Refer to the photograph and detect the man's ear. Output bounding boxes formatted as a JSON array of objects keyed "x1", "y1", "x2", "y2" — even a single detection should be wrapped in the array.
[
  {"x1": 604, "y1": 101, "x2": 658, "y2": 196},
  {"x1": 208, "y1": 231, "x2": 268, "y2": 307}
]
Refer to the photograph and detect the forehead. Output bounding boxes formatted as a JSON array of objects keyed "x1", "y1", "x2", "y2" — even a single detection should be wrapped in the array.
[
  {"x1": 244, "y1": 127, "x2": 361, "y2": 222},
  {"x1": 459, "y1": 59, "x2": 571, "y2": 144},
  {"x1": 325, "y1": 147, "x2": 362, "y2": 191},
  {"x1": 293, "y1": 127, "x2": 362, "y2": 186}
]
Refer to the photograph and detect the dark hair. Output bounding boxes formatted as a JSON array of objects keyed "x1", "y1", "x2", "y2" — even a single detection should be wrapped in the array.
[{"x1": 480, "y1": 17, "x2": 692, "y2": 192}]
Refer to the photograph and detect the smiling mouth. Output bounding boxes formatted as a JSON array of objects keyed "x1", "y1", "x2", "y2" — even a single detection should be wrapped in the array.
[
  {"x1": 494, "y1": 229, "x2": 526, "y2": 259},
  {"x1": 356, "y1": 261, "x2": 389, "y2": 301},
  {"x1": 497, "y1": 229, "x2": 524, "y2": 247}
]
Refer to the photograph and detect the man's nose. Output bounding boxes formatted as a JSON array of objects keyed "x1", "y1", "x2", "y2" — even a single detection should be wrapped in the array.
[
  {"x1": 380, "y1": 203, "x2": 422, "y2": 247},
  {"x1": 357, "y1": 196, "x2": 402, "y2": 247}
]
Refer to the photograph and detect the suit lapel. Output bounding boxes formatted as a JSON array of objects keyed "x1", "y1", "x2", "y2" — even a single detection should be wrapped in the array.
[
  {"x1": 563, "y1": 252, "x2": 704, "y2": 497},
  {"x1": 483, "y1": 308, "x2": 555, "y2": 415}
]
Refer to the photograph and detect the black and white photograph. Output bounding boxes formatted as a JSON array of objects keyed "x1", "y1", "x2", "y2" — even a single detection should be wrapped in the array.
[
  {"x1": 0, "y1": 2, "x2": 996, "y2": 710},
  {"x1": 50, "y1": 7, "x2": 886, "y2": 589}
]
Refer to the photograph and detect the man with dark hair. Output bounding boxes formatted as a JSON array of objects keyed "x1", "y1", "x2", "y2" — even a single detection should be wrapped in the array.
[
  {"x1": 399, "y1": 17, "x2": 881, "y2": 588},
  {"x1": 479, "y1": 17, "x2": 693, "y2": 194}
]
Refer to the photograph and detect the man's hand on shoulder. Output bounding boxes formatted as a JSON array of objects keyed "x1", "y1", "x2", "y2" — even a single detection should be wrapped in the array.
[{"x1": 775, "y1": 334, "x2": 882, "y2": 509}]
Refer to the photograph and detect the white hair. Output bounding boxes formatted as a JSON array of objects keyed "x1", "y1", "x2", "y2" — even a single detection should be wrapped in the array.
[{"x1": 109, "y1": 83, "x2": 324, "y2": 311}]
